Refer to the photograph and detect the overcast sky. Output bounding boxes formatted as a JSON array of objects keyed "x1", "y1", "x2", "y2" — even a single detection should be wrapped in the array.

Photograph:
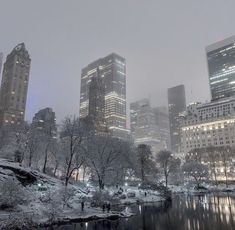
[{"x1": 0, "y1": 0, "x2": 234, "y2": 123}]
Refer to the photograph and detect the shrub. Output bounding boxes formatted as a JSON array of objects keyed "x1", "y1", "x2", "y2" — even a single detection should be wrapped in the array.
[
  {"x1": 91, "y1": 190, "x2": 119, "y2": 206},
  {"x1": 0, "y1": 178, "x2": 25, "y2": 209}
]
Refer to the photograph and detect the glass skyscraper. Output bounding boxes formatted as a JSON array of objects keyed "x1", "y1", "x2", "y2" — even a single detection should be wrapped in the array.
[
  {"x1": 79, "y1": 53, "x2": 128, "y2": 139},
  {"x1": 206, "y1": 35, "x2": 235, "y2": 101},
  {"x1": 168, "y1": 84, "x2": 186, "y2": 153}
]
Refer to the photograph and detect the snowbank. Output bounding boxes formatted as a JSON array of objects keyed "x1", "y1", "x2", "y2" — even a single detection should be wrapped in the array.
[{"x1": 0, "y1": 158, "x2": 164, "y2": 229}]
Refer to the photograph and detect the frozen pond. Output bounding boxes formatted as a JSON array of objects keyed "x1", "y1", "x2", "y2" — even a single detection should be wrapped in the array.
[{"x1": 47, "y1": 193, "x2": 235, "y2": 230}]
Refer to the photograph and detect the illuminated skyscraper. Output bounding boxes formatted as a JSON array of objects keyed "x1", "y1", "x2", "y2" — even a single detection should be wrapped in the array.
[
  {"x1": 206, "y1": 36, "x2": 235, "y2": 101},
  {"x1": 88, "y1": 68, "x2": 108, "y2": 135},
  {"x1": 168, "y1": 85, "x2": 186, "y2": 152},
  {"x1": 79, "y1": 53, "x2": 128, "y2": 139},
  {"x1": 0, "y1": 43, "x2": 31, "y2": 126}
]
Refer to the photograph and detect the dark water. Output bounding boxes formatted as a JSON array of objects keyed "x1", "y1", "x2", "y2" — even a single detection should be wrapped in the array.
[{"x1": 52, "y1": 194, "x2": 235, "y2": 230}]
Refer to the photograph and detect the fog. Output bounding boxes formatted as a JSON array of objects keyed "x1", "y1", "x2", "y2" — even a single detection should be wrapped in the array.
[{"x1": 0, "y1": 0, "x2": 234, "y2": 122}]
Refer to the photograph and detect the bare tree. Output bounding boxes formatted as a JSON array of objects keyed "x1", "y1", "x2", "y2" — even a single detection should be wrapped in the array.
[
  {"x1": 0, "y1": 178, "x2": 26, "y2": 208},
  {"x1": 156, "y1": 150, "x2": 180, "y2": 188},
  {"x1": 187, "y1": 148, "x2": 204, "y2": 163},
  {"x1": 182, "y1": 161, "x2": 208, "y2": 188},
  {"x1": 59, "y1": 186, "x2": 75, "y2": 209},
  {"x1": 41, "y1": 124, "x2": 57, "y2": 174},
  {"x1": 219, "y1": 146, "x2": 233, "y2": 188},
  {"x1": 136, "y1": 144, "x2": 155, "y2": 183},
  {"x1": 60, "y1": 116, "x2": 88, "y2": 186},
  {"x1": 205, "y1": 146, "x2": 220, "y2": 186},
  {"x1": 25, "y1": 127, "x2": 42, "y2": 167},
  {"x1": 86, "y1": 136, "x2": 124, "y2": 190}
]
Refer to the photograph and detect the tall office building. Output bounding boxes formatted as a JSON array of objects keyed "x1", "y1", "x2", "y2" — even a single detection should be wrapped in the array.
[
  {"x1": 130, "y1": 98, "x2": 149, "y2": 136},
  {"x1": 80, "y1": 53, "x2": 128, "y2": 139},
  {"x1": 153, "y1": 106, "x2": 170, "y2": 149},
  {"x1": 88, "y1": 68, "x2": 108, "y2": 135},
  {"x1": 206, "y1": 36, "x2": 235, "y2": 101},
  {"x1": 0, "y1": 43, "x2": 31, "y2": 126},
  {"x1": 32, "y1": 108, "x2": 57, "y2": 138},
  {"x1": 130, "y1": 99, "x2": 165, "y2": 155},
  {"x1": 168, "y1": 85, "x2": 186, "y2": 152}
]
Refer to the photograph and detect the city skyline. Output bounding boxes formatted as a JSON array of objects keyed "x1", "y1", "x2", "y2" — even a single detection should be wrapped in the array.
[{"x1": 1, "y1": 1, "x2": 235, "y2": 122}]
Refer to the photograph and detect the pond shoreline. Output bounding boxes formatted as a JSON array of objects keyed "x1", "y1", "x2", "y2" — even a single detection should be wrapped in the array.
[{"x1": 38, "y1": 197, "x2": 166, "y2": 228}]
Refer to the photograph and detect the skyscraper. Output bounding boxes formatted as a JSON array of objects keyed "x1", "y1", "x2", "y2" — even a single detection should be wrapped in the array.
[
  {"x1": 32, "y1": 108, "x2": 57, "y2": 138},
  {"x1": 206, "y1": 35, "x2": 235, "y2": 101},
  {"x1": 168, "y1": 85, "x2": 186, "y2": 152},
  {"x1": 130, "y1": 98, "x2": 149, "y2": 136},
  {"x1": 130, "y1": 99, "x2": 165, "y2": 155},
  {"x1": 88, "y1": 68, "x2": 108, "y2": 135},
  {"x1": 153, "y1": 106, "x2": 170, "y2": 149},
  {"x1": 0, "y1": 43, "x2": 31, "y2": 126},
  {"x1": 79, "y1": 53, "x2": 128, "y2": 139}
]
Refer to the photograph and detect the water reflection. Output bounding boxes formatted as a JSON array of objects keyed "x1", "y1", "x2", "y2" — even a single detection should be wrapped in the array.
[{"x1": 49, "y1": 194, "x2": 235, "y2": 230}]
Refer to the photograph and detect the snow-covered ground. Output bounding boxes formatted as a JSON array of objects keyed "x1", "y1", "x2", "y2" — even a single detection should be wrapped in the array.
[
  {"x1": 169, "y1": 183, "x2": 235, "y2": 194},
  {"x1": 0, "y1": 158, "x2": 164, "y2": 229},
  {"x1": 112, "y1": 186, "x2": 163, "y2": 205}
]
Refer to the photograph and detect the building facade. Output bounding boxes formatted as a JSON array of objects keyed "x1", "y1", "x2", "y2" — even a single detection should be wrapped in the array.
[
  {"x1": 180, "y1": 98, "x2": 235, "y2": 153},
  {"x1": 79, "y1": 53, "x2": 128, "y2": 139},
  {"x1": 206, "y1": 36, "x2": 235, "y2": 101},
  {"x1": 88, "y1": 68, "x2": 108, "y2": 135},
  {"x1": 153, "y1": 106, "x2": 170, "y2": 149},
  {"x1": 168, "y1": 85, "x2": 186, "y2": 152},
  {"x1": 32, "y1": 108, "x2": 57, "y2": 138},
  {"x1": 130, "y1": 99, "x2": 165, "y2": 155},
  {"x1": 0, "y1": 43, "x2": 31, "y2": 126},
  {"x1": 130, "y1": 98, "x2": 149, "y2": 136}
]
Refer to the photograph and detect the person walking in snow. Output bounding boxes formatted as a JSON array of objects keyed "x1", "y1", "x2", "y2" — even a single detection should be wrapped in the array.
[
  {"x1": 81, "y1": 201, "x2": 85, "y2": 211},
  {"x1": 107, "y1": 203, "x2": 111, "y2": 213},
  {"x1": 102, "y1": 203, "x2": 106, "y2": 213}
]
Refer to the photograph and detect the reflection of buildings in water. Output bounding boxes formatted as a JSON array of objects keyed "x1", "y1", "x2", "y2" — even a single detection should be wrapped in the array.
[{"x1": 184, "y1": 195, "x2": 235, "y2": 228}]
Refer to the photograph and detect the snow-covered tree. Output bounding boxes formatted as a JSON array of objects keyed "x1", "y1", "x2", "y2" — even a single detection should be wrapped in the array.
[
  {"x1": 0, "y1": 177, "x2": 25, "y2": 209},
  {"x1": 136, "y1": 144, "x2": 156, "y2": 183},
  {"x1": 0, "y1": 123, "x2": 30, "y2": 162},
  {"x1": 182, "y1": 161, "x2": 208, "y2": 188},
  {"x1": 86, "y1": 136, "x2": 125, "y2": 189},
  {"x1": 59, "y1": 186, "x2": 75, "y2": 209},
  {"x1": 60, "y1": 116, "x2": 89, "y2": 186},
  {"x1": 218, "y1": 146, "x2": 233, "y2": 187},
  {"x1": 156, "y1": 150, "x2": 180, "y2": 188},
  {"x1": 205, "y1": 146, "x2": 220, "y2": 185}
]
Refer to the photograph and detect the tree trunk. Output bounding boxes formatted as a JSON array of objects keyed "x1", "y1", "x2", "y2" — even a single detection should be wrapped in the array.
[
  {"x1": 213, "y1": 168, "x2": 218, "y2": 186},
  {"x1": 141, "y1": 159, "x2": 144, "y2": 182},
  {"x1": 29, "y1": 152, "x2": 32, "y2": 167},
  {"x1": 165, "y1": 171, "x2": 168, "y2": 188},
  {"x1": 224, "y1": 164, "x2": 228, "y2": 188},
  {"x1": 53, "y1": 162, "x2": 58, "y2": 176},
  {"x1": 42, "y1": 149, "x2": 48, "y2": 173},
  {"x1": 98, "y1": 179, "x2": 104, "y2": 190},
  {"x1": 76, "y1": 170, "x2": 79, "y2": 181},
  {"x1": 83, "y1": 166, "x2": 86, "y2": 182}
]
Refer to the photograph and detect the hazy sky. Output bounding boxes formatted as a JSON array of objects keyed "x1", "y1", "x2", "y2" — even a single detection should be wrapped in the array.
[{"x1": 0, "y1": 0, "x2": 235, "y2": 122}]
